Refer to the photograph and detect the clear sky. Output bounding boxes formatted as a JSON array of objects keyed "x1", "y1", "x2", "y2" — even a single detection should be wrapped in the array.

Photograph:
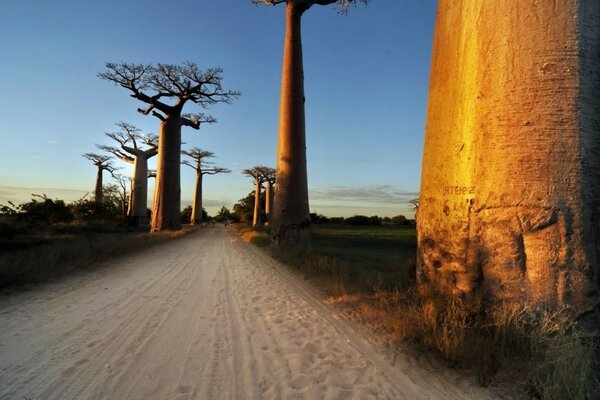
[{"x1": 0, "y1": 0, "x2": 437, "y2": 218}]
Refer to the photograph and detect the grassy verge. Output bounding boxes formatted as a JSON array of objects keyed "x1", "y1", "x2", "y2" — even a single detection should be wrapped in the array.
[
  {"x1": 0, "y1": 223, "x2": 200, "y2": 289},
  {"x1": 245, "y1": 224, "x2": 599, "y2": 399}
]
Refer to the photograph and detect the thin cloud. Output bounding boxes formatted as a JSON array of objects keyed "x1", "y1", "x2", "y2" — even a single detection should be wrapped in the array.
[{"x1": 309, "y1": 185, "x2": 418, "y2": 204}]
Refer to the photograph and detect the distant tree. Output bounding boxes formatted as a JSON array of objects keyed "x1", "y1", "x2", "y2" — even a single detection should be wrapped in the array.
[
  {"x1": 180, "y1": 205, "x2": 207, "y2": 224},
  {"x1": 82, "y1": 153, "x2": 115, "y2": 203},
  {"x1": 391, "y1": 215, "x2": 408, "y2": 225},
  {"x1": 257, "y1": 166, "x2": 276, "y2": 225},
  {"x1": 253, "y1": 0, "x2": 369, "y2": 248},
  {"x1": 243, "y1": 166, "x2": 269, "y2": 227},
  {"x1": 310, "y1": 213, "x2": 329, "y2": 224},
  {"x1": 99, "y1": 62, "x2": 239, "y2": 232},
  {"x1": 98, "y1": 122, "x2": 158, "y2": 226},
  {"x1": 109, "y1": 172, "x2": 130, "y2": 219},
  {"x1": 215, "y1": 206, "x2": 233, "y2": 222},
  {"x1": 345, "y1": 215, "x2": 381, "y2": 226},
  {"x1": 181, "y1": 147, "x2": 230, "y2": 225},
  {"x1": 232, "y1": 192, "x2": 262, "y2": 224}
]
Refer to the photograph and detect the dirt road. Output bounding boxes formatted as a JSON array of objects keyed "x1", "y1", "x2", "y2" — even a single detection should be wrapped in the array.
[{"x1": 0, "y1": 227, "x2": 499, "y2": 400}]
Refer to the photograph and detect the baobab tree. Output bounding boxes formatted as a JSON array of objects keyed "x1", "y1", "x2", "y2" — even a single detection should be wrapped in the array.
[
  {"x1": 181, "y1": 147, "x2": 230, "y2": 225},
  {"x1": 417, "y1": 0, "x2": 600, "y2": 315},
  {"x1": 98, "y1": 122, "x2": 158, "y2": 226},
  {"x1": 252, "y1": 0, "x2": 369, "y2": 247},
  {"x1": 243, "y1": 167, "x2": 268, "y2": 227},
  {"x1": 82, "y1": 153, "x2": 115, "y2": 203},
  {"x1": 98, "y1": 62, "x2": 239, "y2": 232},
  {"x1": 258, "y1": 166, "x2": 276, "y2": 225}
]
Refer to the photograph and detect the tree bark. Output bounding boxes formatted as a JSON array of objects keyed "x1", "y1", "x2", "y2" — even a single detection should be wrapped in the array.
[
  {"x1": 265, "y1": 180, "x2": 273, "y2": 226},
  {"x1": 253, "y1": 180, "x2": 262, "y2": 227},
  {"x1": 151, "y1": 116, "x2": 182, "y2": 231},
  {"x1": 130, "y1": 156, "x2": 149, "y2": 226},
  {"x1": 190, "y1": 172, "x2": 203, "y2": 225},
  {"x1": 271, "y1": 3, "x2": 311, "y2": 247},
  {"x1": 417, "y1": 0, "x2": 600, "y2": 316},
  {"x1": 94, "y1": 167, "x2": 103, "y2": 203}
]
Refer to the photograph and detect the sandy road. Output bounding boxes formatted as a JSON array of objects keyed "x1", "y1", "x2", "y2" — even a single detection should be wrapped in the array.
[{"x1": 0, "y1": 227, "x2": 500, "y2": 400}]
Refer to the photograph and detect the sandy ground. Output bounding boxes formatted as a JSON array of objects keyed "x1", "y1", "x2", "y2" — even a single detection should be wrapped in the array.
[{"x1": 0, "y1": 227, "x2": 501, "y2": 400}]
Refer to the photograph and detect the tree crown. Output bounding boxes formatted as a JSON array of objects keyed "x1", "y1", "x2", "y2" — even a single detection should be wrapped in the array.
[
  {"x1": 98, "y1": 62, "x2": 240, "y2": 128},
  {"x1": 251, "y1": 0, "x2": 368, "y2": 14}
]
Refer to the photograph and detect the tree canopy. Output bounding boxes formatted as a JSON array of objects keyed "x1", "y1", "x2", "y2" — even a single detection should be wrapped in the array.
[{"x1": 98, "y1": 62, "x2": 240, "y2": 127}]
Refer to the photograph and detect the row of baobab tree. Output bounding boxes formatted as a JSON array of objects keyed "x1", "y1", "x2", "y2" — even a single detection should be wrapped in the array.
[
  {"x1": 243, "y1": 166, "x2": 276, "y2": 227},
  {"x1": 85, "y1": 0, "x2": 600, "y2": 316},
  {"x1": 83, "y1": 121, "x2": 230, "y2": 227}
]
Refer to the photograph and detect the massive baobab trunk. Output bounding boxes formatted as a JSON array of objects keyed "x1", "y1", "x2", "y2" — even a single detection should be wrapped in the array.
[
  {"x1": 417, "y1": 0, "x2": 600, "y2": 315},
  {"x1": 190, "y1": 172, "x2": 203, "y2": 225},
  {"x1": 271, "y1": 3, "x2": 311, "y2": 247},
  {"x1": 152, "y1": 117, "x2": 182, "y2": 231}
]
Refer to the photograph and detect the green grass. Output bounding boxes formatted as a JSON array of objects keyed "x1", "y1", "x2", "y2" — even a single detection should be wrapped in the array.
[{"x1": 310, "y1": 225, "x2": 416, "y2": 291}]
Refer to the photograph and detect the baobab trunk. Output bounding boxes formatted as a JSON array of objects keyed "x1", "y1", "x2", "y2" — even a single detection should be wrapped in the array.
[
  {"x1": 151, "y1": 116, "x2": 182, "y2": 231},
  {"x1": 190, "y1": 172, "x2": 203, "y2": 225},
  {"x1": 94, "y1": 168, "x2": 103, "y2": 203},
  {"x1": 271, "y1": 3, "x2": 310, "y2": 247},
  {"x1": 253, "y1": 180, "x2": 262, "y2": 227},
  {"x1": 131, "y1": 157, "x2": 149, "y2": 226},
  {"x1": 417, "y1": 0, "x2": 600, "y2": 315},
  {"x1": 265, "y1": 180, "x2": 273, "y2": 226}
]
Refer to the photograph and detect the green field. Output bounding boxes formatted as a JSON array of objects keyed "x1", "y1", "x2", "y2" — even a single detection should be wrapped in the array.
[
  {"x1": 311, "y1": 225, "x2": 416, "y2": 266},
  {"x1": 304, "y1": 225, "x2": 417, "y2": 291}
]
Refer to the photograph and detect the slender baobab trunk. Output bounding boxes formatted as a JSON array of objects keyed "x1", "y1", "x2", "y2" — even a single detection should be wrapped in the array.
[
  {"x1": 190, "y1": 172, "x2": 203, "y2": 225},
  {"x1": 271, "y1": 3, "x2": 310, "y2": 247},
  {"x1": 253, "y1": 180, "x2": 262, "y2": 227},
  {"x1": 417, "y1": 0, "x2": 600, "y2": 315},
  {"x1": 265, "y1": 180, "x2": 273, "y2": 226},
  {"x1": 151, "y1": 116, "x2": 182, "y2": 232},
  {"x1": 131, "y1": 157, "x2": 149, "y2": 226},
  {"x1": 94, "y1": 167, "x2": 103, "y2": 203}
]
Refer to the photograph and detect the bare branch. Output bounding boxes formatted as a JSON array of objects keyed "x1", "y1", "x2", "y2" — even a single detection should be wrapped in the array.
[
  {"x1": 151, "y1": 110, "x2": 166, "y2": 121},
  {"x1": 181, "y1": 113, "x2": 217, "y2": 130},
  {"x1": 82, "y1": 152, "x2": 113, "y2": 169},
  {"x1": 96, "y1": 144, "x2": 135, "y2": 164},
  {"x1": 243, "y1": 166, "x2": 267, "y2": 184},
  {"x1": 204, "y1": 167, "x2": 231, "y2": 176},
  {"x1": 251, "y1": 0, "x2": 368, "y2": 14}
]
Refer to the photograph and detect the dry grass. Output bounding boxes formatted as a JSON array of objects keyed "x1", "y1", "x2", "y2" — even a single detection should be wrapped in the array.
[
  {"x1": 0, "y1": 225, "x2": 201, "y2": 288},
  {"x1": 249, "y1": 226, "x2": 599, "y2": 400},
  {"x1": 361, "y1": 288, "x2": 600, "y2": 399}
]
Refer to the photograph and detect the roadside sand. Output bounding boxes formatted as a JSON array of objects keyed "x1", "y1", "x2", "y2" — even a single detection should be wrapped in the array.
[{"x1": 0, "y1": 227, "x2": 501, "y2": 399}]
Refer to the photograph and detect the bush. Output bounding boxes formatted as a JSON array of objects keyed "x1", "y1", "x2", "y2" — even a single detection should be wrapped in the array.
[
  {"x1": 70, "y1": 198, "x2": 120, "y2": 224},
  {"x1": 1, "y1": 195, "x2": 73, "y2": 224}
]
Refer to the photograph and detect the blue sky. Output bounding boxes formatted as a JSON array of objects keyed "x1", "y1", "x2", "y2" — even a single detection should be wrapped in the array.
[{"x1": 0, "y1": 0, "x2": 437, "y2": 218}]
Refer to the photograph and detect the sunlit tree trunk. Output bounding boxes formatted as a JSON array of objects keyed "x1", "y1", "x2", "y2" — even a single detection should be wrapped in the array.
[
  {"x1": 151, "y1": 116, "x2": 182, "y2": 231},
  {"x1": 417, "y1": 0, "x2": 600, "y2": 315},
  {"x1": 253, "y1": 180, "x2": 262, "y2": 227},
  {"x1": 190, "y1": 172, "x2": 203, "y2": 225},
  {"x1": 271, "y1": 3, "x2": 311, "y2": 247},
  {"x1": 131, "y1": 157, "x2": 149, "y2": 226}
]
